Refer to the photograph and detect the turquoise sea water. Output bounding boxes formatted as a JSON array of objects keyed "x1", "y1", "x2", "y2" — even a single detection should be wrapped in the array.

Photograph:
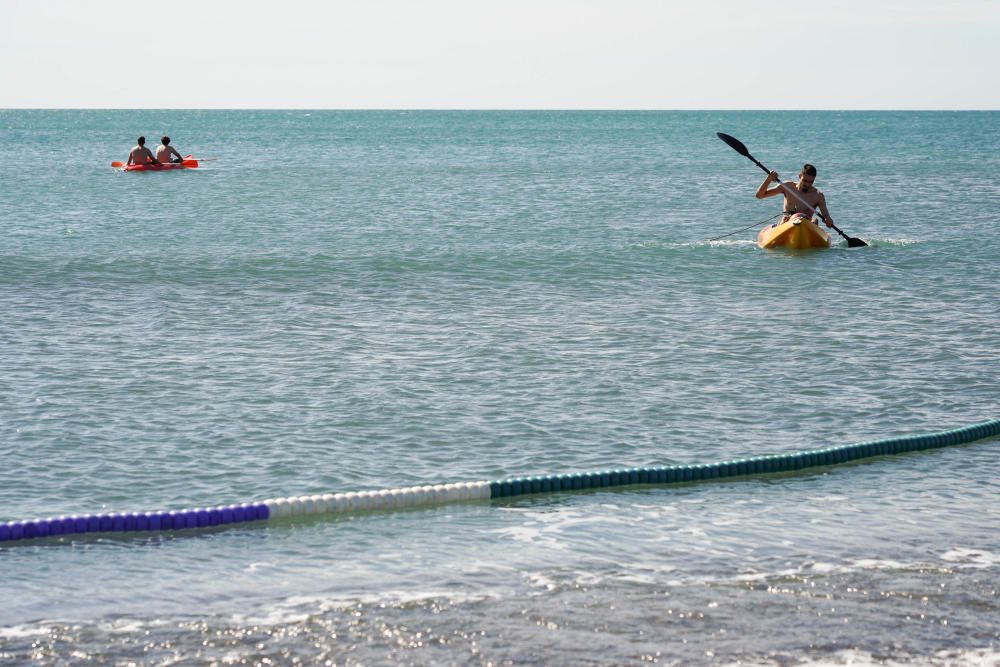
[{"x1": 1, "y1": 110, "x2": 998, "y2": 665}]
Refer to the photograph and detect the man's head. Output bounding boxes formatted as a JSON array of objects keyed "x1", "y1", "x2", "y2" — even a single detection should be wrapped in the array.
[
  {"x1": 798, "y1": 163, "x2": 817, "y2": 191},
  {"x1": 137, "y1": 136, "x2": 146, "y2": 146},
  {"x1": 161, "y1": 136, "x2": 171, "y2": 146}
]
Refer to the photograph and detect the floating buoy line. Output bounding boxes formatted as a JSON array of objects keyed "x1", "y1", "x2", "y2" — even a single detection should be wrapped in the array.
[{"x1": 2, "y1": 419, "x2": 997, "y2": 546}]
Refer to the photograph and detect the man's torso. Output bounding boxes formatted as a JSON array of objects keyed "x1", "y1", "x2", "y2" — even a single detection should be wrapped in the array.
[
  {"x1": 781, "y1": 181, "x2": 823, "y2": 215},
  {"x1": 156, "y1": 145, "x2": 180, "y2": 163},
  {"x1": 130, "y1": 146, "x2": 156, "y2": 163}
]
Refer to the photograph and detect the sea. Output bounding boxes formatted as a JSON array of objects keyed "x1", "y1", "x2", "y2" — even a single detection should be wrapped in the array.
[{"x1": 1, "y1": 110, "x2": 998, "y2": 666}]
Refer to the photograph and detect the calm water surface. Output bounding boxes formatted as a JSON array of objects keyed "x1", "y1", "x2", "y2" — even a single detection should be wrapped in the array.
[{"x1": 1, "y1": 110, "x2": 998, "y2": 664}]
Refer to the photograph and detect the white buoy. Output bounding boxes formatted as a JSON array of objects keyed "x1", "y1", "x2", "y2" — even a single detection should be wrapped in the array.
[
  {"x1": 345, "y1": 492, "x2": 359, "y2": 511},
  {"x1": 270, "y1": 498, "x2": 285, "y2": 516},
  {"x1": 320, "y1": 493, "x2": 335, "y2": 513},
  {"x1": 333, "y1": 494, "x2": 348, "y2": 513}
]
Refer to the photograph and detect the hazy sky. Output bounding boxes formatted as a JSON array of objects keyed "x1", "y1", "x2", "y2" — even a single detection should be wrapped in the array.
[{"x1": 2, "y1": 0, "x2": 997, "y2": 109}]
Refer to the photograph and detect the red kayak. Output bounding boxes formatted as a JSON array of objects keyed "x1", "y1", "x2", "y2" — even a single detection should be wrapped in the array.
[
  {"x1": 123, "y1": 161, "x2": 193, "y2": 171},
  {"x1": 113, "y1": 155, "x2": 199, "y2": 171}
]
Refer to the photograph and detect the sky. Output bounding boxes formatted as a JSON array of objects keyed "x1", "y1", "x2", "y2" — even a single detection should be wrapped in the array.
[{"x1": 1, "y1": 0, "x2": 997, "y2": 109}]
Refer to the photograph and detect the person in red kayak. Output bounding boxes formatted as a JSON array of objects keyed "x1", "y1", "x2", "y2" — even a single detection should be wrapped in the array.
[
  {"x1": 156, "y1": 136, "x2": 184, "y2": 164},
  {"x1": 755, "y1": 164, "x2": 835, "y2": 227},
  {"x1": 126, "y1": 136, "x2": 157, "y2": 167}
]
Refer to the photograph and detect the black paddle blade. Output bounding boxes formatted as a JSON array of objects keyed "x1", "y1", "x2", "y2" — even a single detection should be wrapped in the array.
[
  {"x1": 716, "y1": 132, "x2": 750, "y2": 157},
  {"x1": 847, "y1": 237, "x2": 868, "y2": 248}
]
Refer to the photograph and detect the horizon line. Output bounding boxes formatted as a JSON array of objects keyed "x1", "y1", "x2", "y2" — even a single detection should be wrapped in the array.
[{"x1": 2, "y1": 107, "x2": 998, "y2": 112}]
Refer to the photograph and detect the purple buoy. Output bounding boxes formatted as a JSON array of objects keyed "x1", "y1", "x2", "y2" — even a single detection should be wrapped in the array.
[{"x1": 23, "y1": 522, "x2": 38, "y2": 540}]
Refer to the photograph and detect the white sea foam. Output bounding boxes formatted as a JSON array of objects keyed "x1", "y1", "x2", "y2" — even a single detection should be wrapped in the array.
[
  {"x1": 940, "y1": 548, "x2": 1000, "y2": 569},
  {"x1": 777, "y1": 647, "x2": 1000, "y2": 666},
  {"x1": 245, "y1": 561, "x2": 275, "y2": 572},
  {"x1": 228, "y1": 589, "x2": 500, "y2": 626},
  {"x1": 0, "y1": 624, "x2": 50, "y2": 639},
  {"x1": 96, "y1": 618, "x2": 156, "y2": 634}
]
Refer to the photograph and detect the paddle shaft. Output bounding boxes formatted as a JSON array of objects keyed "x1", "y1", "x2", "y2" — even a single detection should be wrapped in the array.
[{"x1": 743, "y1": 154, "x2": 822, "y2": 217}]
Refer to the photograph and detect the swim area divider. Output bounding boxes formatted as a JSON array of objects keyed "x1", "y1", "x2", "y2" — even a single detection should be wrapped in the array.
[{"x1": 2, "y1": 419, "x2": 998, "y2": 546}]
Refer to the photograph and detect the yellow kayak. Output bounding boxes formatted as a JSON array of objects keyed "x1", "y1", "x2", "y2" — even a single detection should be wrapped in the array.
[{"x1": 757, "y1": 214, "x2": 831, "y2": 249}]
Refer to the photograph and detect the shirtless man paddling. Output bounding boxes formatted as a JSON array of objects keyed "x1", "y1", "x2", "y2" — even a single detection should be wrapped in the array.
[
  {"x1": 126, "y1": 136, "x2": 158, "y2": 167},
  {"x1": 755, "y1": 164, "x2": 835, "y2": 228}
]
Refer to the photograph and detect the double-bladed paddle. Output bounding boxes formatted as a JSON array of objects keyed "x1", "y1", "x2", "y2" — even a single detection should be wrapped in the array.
[{"x1": 716, "y1": 132, "x2": 867, "y2": 248}]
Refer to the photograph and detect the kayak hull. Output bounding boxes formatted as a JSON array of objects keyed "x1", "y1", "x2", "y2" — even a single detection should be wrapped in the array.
[
  {"x1": 123, "y1": 162, "x2": 189, "y2": 172},
  {"x1": 757, "y1": 215, "x2": 831, "y2": 249},
  {"x1": 121, "y1": 155, "x2": 197, "y2": 172}
]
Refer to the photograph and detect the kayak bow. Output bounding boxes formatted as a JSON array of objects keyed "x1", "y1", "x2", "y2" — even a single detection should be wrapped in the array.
[{"x1": 757, "y1": 214, "x2": 831, "y2": 249}]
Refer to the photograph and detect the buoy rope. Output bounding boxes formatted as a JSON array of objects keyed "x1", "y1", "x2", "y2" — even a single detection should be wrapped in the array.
[{"x1": 2, "y1": 419, "x2": 997, "y2": 546}]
